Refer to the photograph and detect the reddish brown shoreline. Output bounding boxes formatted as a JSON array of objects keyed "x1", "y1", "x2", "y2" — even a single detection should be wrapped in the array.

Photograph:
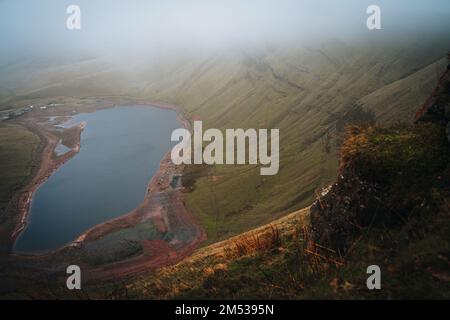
[
  {"x1": 11, "y1": 120, "x2": 84, "y2": 242},
  {"x1": 6, "y1": 100, "x2": 205, "y2": 282}
]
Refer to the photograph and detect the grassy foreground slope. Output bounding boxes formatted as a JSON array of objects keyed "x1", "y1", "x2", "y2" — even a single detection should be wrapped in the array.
[{"x1": 92, "y1": 114, "x2": 450, "y2": 300}]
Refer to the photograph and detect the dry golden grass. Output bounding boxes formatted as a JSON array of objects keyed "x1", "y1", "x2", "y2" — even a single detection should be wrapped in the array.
[
  {"x1": 97, "y1": 207, "x2": 311, "y2": 299},
  {"x1": 339, "y1": 125, "x2": 373, "y2": 171}
]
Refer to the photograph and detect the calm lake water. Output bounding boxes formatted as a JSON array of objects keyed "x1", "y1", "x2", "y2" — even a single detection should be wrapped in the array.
[{"x1": 14, "y1": 105, "x2": 180, "y2": 253}]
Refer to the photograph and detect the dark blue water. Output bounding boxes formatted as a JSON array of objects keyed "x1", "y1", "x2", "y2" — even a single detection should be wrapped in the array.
[{"x1": 14, "y1": 105, "x2": 180, "y2": 253}]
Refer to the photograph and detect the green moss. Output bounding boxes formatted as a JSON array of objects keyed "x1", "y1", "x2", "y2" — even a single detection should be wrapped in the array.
[
  {"x1": 351, "y1": 123, "x2": 449, "y2": 188},
  {"x1": 81, "y1": 220, "x2": 164, "y2": 266}
]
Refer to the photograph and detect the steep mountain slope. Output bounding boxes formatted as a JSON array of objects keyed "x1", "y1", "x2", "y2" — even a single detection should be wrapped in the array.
[
  {"x1": 1, "y1": 32, "x2": 450, "y2": 298},
  {"x1": 86, "y1": 64, "x2": 450, "y2": 299},
  {"x1": 358, "y1": 57, "x2": 449, "y2": 124},
  {"x1": 2, "y1": 38, "x2": 450, "y2": 246},
  {"x1": 139, "y1": 42, "x2": 450, "y2": 244}
]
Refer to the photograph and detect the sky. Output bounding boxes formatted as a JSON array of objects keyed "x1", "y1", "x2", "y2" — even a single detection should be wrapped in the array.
[{"x1": 1, "y1": 0, "x2": 450, "y2": 65}]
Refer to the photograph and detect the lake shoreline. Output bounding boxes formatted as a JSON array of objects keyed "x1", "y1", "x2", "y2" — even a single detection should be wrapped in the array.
[
  {"x1": 4, "y1": 99, "x2": 206, "y2": 282},
  {"x1": 11, "y1": 119, "x2": 85, "y2": 247}
]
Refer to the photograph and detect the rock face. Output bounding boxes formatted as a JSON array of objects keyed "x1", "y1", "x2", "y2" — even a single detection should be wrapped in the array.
[{"x1": 309, "y1": 173, "x2": 383, "y2": 254}]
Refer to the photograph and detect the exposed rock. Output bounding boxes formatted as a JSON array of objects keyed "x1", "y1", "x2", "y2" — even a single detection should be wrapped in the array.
[{"x1": 310, "y1": 172, "x2": 383, "y2": 254}]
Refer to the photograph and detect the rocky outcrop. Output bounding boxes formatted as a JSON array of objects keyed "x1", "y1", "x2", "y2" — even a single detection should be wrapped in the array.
[
  {"x1": 309, "y1": 173, "x2": 383, "y2": 255},
  {"x1": 310, "y1": 61, "x2": 450, "y2": 255}
]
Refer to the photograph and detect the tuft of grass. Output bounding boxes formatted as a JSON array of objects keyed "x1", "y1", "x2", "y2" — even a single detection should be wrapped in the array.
[{"x1": 230, "y1": 225, "x2": 281, "y2": 257}]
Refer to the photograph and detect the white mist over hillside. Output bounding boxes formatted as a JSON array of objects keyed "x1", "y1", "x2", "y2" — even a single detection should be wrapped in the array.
[{"x1": 1, "y1": 0, "x2": 450, "y2": 65}]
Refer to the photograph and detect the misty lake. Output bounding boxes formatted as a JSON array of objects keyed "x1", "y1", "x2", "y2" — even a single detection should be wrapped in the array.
[{"x1": 14, "y1": 105, "x2": 180, "y2": 253}]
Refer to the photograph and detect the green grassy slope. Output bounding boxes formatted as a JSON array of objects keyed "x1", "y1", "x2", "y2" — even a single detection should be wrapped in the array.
[
  {"x1": 136, "y1": 42, "x2": 449, "y2": 244},
  {"x1": 358, "y1": 57, "x2": 449, "y2": 124},
  {"x1": 1, "y1": 37, "x2": 449, "y2": 245},
  {"x1": 93, "y1": 122, "x2": 450, "y2": 300},
  {"x1": 0, "y1": 124, "x2": 39, "y2": 211}
]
